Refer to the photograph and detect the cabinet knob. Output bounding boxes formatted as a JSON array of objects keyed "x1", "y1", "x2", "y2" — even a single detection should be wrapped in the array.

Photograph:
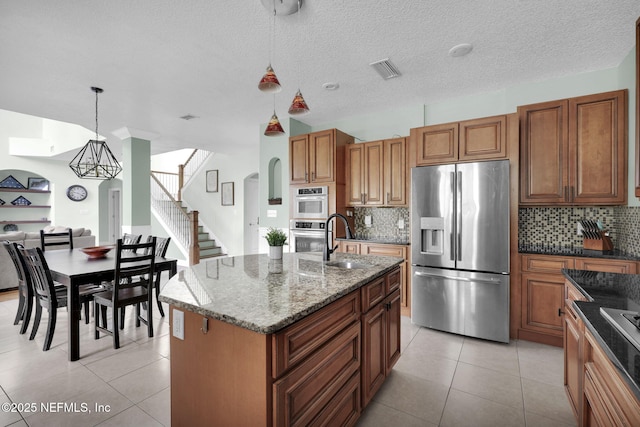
[
  {"x1": 305, "y1": 172, "x2": 308, "y2": 183},
  {"x1": 201, "y1": 317, "x2": 209, "y2": 334},
  {"x1": 386, "y1": 192, "x2": 390, "y2": 204}
]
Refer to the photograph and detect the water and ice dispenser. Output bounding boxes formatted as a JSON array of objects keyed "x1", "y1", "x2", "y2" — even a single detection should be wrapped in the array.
[{"x1": 420, "y1": 217, "x2": 444, "y2": 254}]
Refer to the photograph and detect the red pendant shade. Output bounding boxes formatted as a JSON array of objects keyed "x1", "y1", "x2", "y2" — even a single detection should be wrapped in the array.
[
  {"x1": 258, "y1": 65, "x2": 282, "y2": 93},
  {"x1": 264, "y1": 112, "x2": 285, "y2": 136},
  {"x1": 288, "y1": 89, "x2": 310, "y2": 115}
]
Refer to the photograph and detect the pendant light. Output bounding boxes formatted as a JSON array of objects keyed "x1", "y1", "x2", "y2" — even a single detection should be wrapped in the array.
[
  {"x1": 288, "y1": 0, "x2": 310, "y2": 115},
  {"x1": 69, "y1": 87, "x2": 122, "y2": 180},
  {"x1": 264, "y1": 95, "x2": 285, "y2": 137},
  {"x1": 258, "y1": 0, "x2": 281, "y2": 93}
]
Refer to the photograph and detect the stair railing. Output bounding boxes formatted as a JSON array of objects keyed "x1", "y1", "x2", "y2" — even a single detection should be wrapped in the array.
[
  {"x1": 150, "y1": 172, "x2": 200, "y2": 265},
  {"x1": 177, "y1": 149, "x2": 210, "y2": 201}
]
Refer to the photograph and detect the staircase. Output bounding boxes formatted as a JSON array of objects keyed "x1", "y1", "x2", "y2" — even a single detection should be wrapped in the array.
[{"x1": 151, "y1": 149, "x2": 226, "y2": 264}]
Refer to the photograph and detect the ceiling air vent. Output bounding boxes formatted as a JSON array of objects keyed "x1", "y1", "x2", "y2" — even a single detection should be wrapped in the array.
[
  {"x1": 180, "y1": 114, "x2": 198, "y2": 121},
  {"x1": 369, "y1": 58, "x2": 401, "y2": 80}
]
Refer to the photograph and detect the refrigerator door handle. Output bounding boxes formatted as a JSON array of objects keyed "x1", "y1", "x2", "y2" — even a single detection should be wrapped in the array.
[
  {"x1": 414, "y1": 271, "x2": 503, "y2": 284},
  {"x1": 457, "y1": 171, "x2": 462, "y2": 261}
]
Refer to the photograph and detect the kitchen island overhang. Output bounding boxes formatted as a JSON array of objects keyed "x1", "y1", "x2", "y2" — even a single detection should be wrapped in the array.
[{"x1": 159, "y1": 252, "x2": 403, "y2": 427}]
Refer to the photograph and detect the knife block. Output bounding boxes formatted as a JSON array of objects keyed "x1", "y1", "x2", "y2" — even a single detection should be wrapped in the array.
[{"x1": 583, "y1": 232, "x2": 613, "y2": 251}]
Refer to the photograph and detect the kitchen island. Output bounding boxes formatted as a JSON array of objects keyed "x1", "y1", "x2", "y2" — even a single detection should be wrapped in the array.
[{"x1": 159, "y1": 252, "x2": 403, "y2": 427}]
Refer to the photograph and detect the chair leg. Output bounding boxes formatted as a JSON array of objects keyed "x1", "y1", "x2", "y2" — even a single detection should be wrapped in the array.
[
  {"x1": 112, "y1": 306, "x2": 120, "y2": 350},
  {"x1": 19, "y1": 297, "x2": 33, "y2": 335},
  {"x1": 30, "y1": 304, "x2": 42, "y2": 340},
  {"x1": 135, "y1": 304, "x2": 141, "y2": 327},
  {"x1": 84, "y1": 301, "x2": 90, "y2": 325},
  {"x1": 94, "y1": 301, "x2": 100, "y2": 339},
  {"x1": 155, "y1": 276, "x2": 165, "y2": 317},
  {"x1": 43, "y1": 308, "x2": 57, "y2": 351},
  {"x1": 14, "y1": 293, "x2": 25, "y2": 325},
  {"x1": 119, "y1": 307, "x2": 125, "y2": 330},
  {"x1": 146, "y1": 300, "x2": 154, "y2": 338}
]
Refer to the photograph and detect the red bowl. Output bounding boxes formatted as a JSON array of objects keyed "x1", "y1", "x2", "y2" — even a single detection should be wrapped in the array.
[{"x1": 80, "y1": 245, "x2": 115, "y2": 259}]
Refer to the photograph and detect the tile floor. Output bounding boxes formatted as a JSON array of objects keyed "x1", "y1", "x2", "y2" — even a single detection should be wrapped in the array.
[{"x1": 0, "y1": 294, "x2": 576, "y2": 427}]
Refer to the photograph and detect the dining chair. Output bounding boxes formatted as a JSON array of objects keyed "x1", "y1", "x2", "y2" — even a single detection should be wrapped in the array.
[
  {"x1": 93, "y1": 237, "x2": 156, "y2": 349},
  {"x1": 146, "y1": 235, "x2": 170, "y2": 317},
  {"x1": 3, "y1": 241, "x2": 33, "y2": 334},
  {"x1": 18, "y1": 247, "x2": 102, "y2": 350},
  {"x1": 122, "y1": 233, "x2": 142, "y2": 252},
  {"x1": 40, "y1": 228, "x2": 73, "y2": 251}
]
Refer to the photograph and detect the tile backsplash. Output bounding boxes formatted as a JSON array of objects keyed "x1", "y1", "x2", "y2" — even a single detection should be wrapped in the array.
[
  {"x1": 353, "y1": 207, "x2": 409, "y2": 241},
  {"x1": 519, "y1": 206, "x2": 640, "y2": 256}
]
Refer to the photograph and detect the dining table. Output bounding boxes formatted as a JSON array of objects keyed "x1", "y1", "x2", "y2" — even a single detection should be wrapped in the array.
[{"x1": 43, "y1": 248, "x2": 178, "y2": 361}]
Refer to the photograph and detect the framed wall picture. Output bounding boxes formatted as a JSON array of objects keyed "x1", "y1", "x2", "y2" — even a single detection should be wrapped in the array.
[
  {"x1": 221, "y1": 182, "x2": 234, "y2": 206},
  {"x1": 27, "y1": 177, "x2": 49, "y2": 191},
  {"x1": 206, "y1": 170, "x2": 218, "y2": 193}
]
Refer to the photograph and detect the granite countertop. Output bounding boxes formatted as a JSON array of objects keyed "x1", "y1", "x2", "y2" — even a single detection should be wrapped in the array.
[
  {"x1": 520, "y1": 245, "x2": 640, "y2": 261},
  {"x1": 336, "y1": 237, "x2": 410, "y2": 245},
  {"x1": 158, "y1": 252, "x2": 403, "y2": 334},
  {"x1": 563, "y1": 269, "x2": 640, "y2": 399}
]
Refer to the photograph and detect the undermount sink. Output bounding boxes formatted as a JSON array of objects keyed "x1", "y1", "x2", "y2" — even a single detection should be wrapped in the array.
[{"x1": 325, "y1": 261, "x2": 371, "y2": 269}]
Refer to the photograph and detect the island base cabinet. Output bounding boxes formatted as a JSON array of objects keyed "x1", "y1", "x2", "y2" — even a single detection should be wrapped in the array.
[
  {"x1": 273, "y1": 322, "x2": 361, "y2": 427},
  {"x1": 169, "y1": 308, "x2": 271, "y2": 427}
]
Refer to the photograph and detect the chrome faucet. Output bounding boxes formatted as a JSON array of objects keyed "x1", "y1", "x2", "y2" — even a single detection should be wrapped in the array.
[{"x1": 324, "y1": 213, "x2": 354, "y2": 261}]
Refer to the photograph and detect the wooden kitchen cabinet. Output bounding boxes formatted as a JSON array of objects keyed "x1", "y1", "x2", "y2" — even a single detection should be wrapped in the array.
[
  {"x1": 520, "y1": 254, "x2": 638, "y2": 348},
  {"x1": 346, "y1": 141, "x2": 383, "y2": 206},
  {"x1": 290, "y1": 128, "x2": 353, "y2": 184},
  {"x1": 361, "y1": 269, "x2": 401, "y2": 407},
  {"x1": 564, "y1": 280, "x2": 587, "y2": 424},
  {"x1": 346, "y1": 137, "x2": 407, "y2": 206},
  {"x1": 583, "y1": 329, "x2": 640, "y2": 427},
  {"x1": 411, "y1": 114, "x2": 507, "y2": 166},
  {"x1": 519, "y1": 90, "x2": 627, "y2": 205},
  {"x1": 338, "y1": 241, "x2": 410, "y2": 316}
]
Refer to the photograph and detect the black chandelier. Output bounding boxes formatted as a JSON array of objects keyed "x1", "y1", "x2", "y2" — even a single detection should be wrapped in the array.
[{"x1": 69, "y1": 87, "x2": 122, "y2": 180}]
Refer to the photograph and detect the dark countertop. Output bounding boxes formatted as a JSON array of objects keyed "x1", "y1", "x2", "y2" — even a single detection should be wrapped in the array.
[
  {"x1": 562, "y1": 269, "x2": 640, "y2": 400},
  {"x1": 520, "y1": 245, "x2": 640, "y2": 261},
  {"x1": 336, "y1": 237, "x2": 410, "y2": 245}
]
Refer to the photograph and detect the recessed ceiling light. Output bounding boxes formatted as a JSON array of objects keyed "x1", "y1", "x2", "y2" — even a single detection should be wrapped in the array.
[
  {"x1": 322, "y1": 82, "x2": 340, "y2": 91},
  {"x1": 180, "y1": 114, "x2": 198, "y2": 121},
  {"x1": 448, "y1": 43, "x2": 473, "y2": 57}
]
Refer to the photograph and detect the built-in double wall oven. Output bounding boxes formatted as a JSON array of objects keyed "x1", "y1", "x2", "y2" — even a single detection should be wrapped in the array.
[
  {"x1": 290, "y1": 186, "x2": 330, "y2": 253},
  {"x1": 289, "y1": 219, "x2": 329, "y2": 253}
]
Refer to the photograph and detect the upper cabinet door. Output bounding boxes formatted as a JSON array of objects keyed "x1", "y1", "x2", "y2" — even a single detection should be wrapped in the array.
[
  {"x1": 384, "y1": 138, "x2": 407, "y2": 205},
  {"x1": 459, "y1": 115, "x2": 507, "y2": 161},
  {"x1": 290, "y1": 135, "x2": 309, "y2": 184},
  {"x1": 346, "y1": 143, "x2": 364, "y2": 205},
  {"x1": 309, "y1": 129, "x2": 335, "y2": 183},
  {"x1": 363, "y1": 141, "x2": 384, "y2": 205},
  {"x1": 413, "y1": 122, "x2": 458, "y2": 166},
  {"x1": 570, "y1": 91, "x2": 627, "y2": 205},
  {"x1": 519, "y1": 99, "x2": 569, "y2": 205}
]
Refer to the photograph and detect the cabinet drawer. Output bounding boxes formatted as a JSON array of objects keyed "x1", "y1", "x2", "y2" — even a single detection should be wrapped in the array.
[
  {"x1": 521, "y1": 254, "x2": 575, "y2": 273},
  {"x1": 273, "y1": 322, "x2": 361, "y2": 427},
  {"x1": 307, "y1": 372, "x2": 360, "y2": 427},
  {"x1": 361, "y1": 244, "x2": 406, "y2": 258},
  {"x1": 574, "y1": 258, "x2": 637, "y2": 274},
  {"x1": 361, "y1": 276, "x2": 386, "y2": 313},
  {"x1": 272, "y1": 291, "x2": 360, "y2": 378},
  {"x1": 386, "y1": 267, "x2": 401, "y2": 294}
]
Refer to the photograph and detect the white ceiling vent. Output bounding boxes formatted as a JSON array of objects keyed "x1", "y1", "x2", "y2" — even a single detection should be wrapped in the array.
[
  {"x1": 369, "y1": 58, "x2": 401, "y2": 80},
  {"x1": 180, "y1": 114, "x2": 198, "y2": 121}
]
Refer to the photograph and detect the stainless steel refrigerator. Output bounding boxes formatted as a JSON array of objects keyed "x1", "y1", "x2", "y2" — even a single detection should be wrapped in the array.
[{"x1": 411, "y1": 160, "x2": 510, "y2": 343}]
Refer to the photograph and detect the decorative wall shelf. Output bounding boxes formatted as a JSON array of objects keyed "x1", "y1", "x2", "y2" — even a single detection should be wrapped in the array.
[
  {"x1": 0, "y1": 188, "x2": 50, "y2": 194},
  {"x1": 0, "y1": 220, "x2": 51, "y2": 224},
  {"x1": 0, "y1": 205, "x2": 51, "y2": 209}
]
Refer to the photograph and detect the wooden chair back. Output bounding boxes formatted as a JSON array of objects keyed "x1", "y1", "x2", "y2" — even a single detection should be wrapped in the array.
[
  {"x1": 18, "y1": 247, "x2": 60, "y2": 309},
  {"x1": 3, "y1": 241, "x2": 32, "y2": 300},
  {"x1": 113, "y1": 237, "x2": 156, "y2": 306},
  {"x1": 145, "y1": 236, "x2": 171, "y2": 258},
  {"x1": 122, "y1": 233, "x2": 142, "y2": 253},
  {"x1": 40, "y1": 228, "x2": 73, "y2": 251}
]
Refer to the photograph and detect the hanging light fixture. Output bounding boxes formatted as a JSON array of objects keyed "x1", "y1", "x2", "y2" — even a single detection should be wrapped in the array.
[
  {"x1": 258, "y1": 0, "x2": 281, "y2": 93},
  {"x1": 264, "y1": 94, "x2": 285, "y2": 137},
  {"x1": 288, "y1": 0, "x2": 310, "y2": 115},
  {"x1": 69, "y1": 87, "x2": 122, "y2": 180}
]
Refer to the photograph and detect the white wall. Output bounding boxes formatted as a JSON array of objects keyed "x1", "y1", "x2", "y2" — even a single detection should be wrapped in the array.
[{"x1": 181, "y1": 148, "x2": 259, "y2": 257}]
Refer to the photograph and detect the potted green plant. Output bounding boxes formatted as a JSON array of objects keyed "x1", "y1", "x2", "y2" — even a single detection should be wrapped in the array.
[{"x1": 265, "y1": 227, "x2": 287, "y2": 259}]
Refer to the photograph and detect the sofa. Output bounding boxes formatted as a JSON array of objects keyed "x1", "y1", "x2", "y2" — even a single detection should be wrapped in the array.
[{"x1": 0, "y1": 227, "x2": 96, "y2": 291}]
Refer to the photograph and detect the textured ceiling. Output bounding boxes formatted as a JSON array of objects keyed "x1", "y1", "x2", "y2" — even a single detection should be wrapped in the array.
[{"x1": 0, "y1": 0, "x2": 639, "y2": 157}]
